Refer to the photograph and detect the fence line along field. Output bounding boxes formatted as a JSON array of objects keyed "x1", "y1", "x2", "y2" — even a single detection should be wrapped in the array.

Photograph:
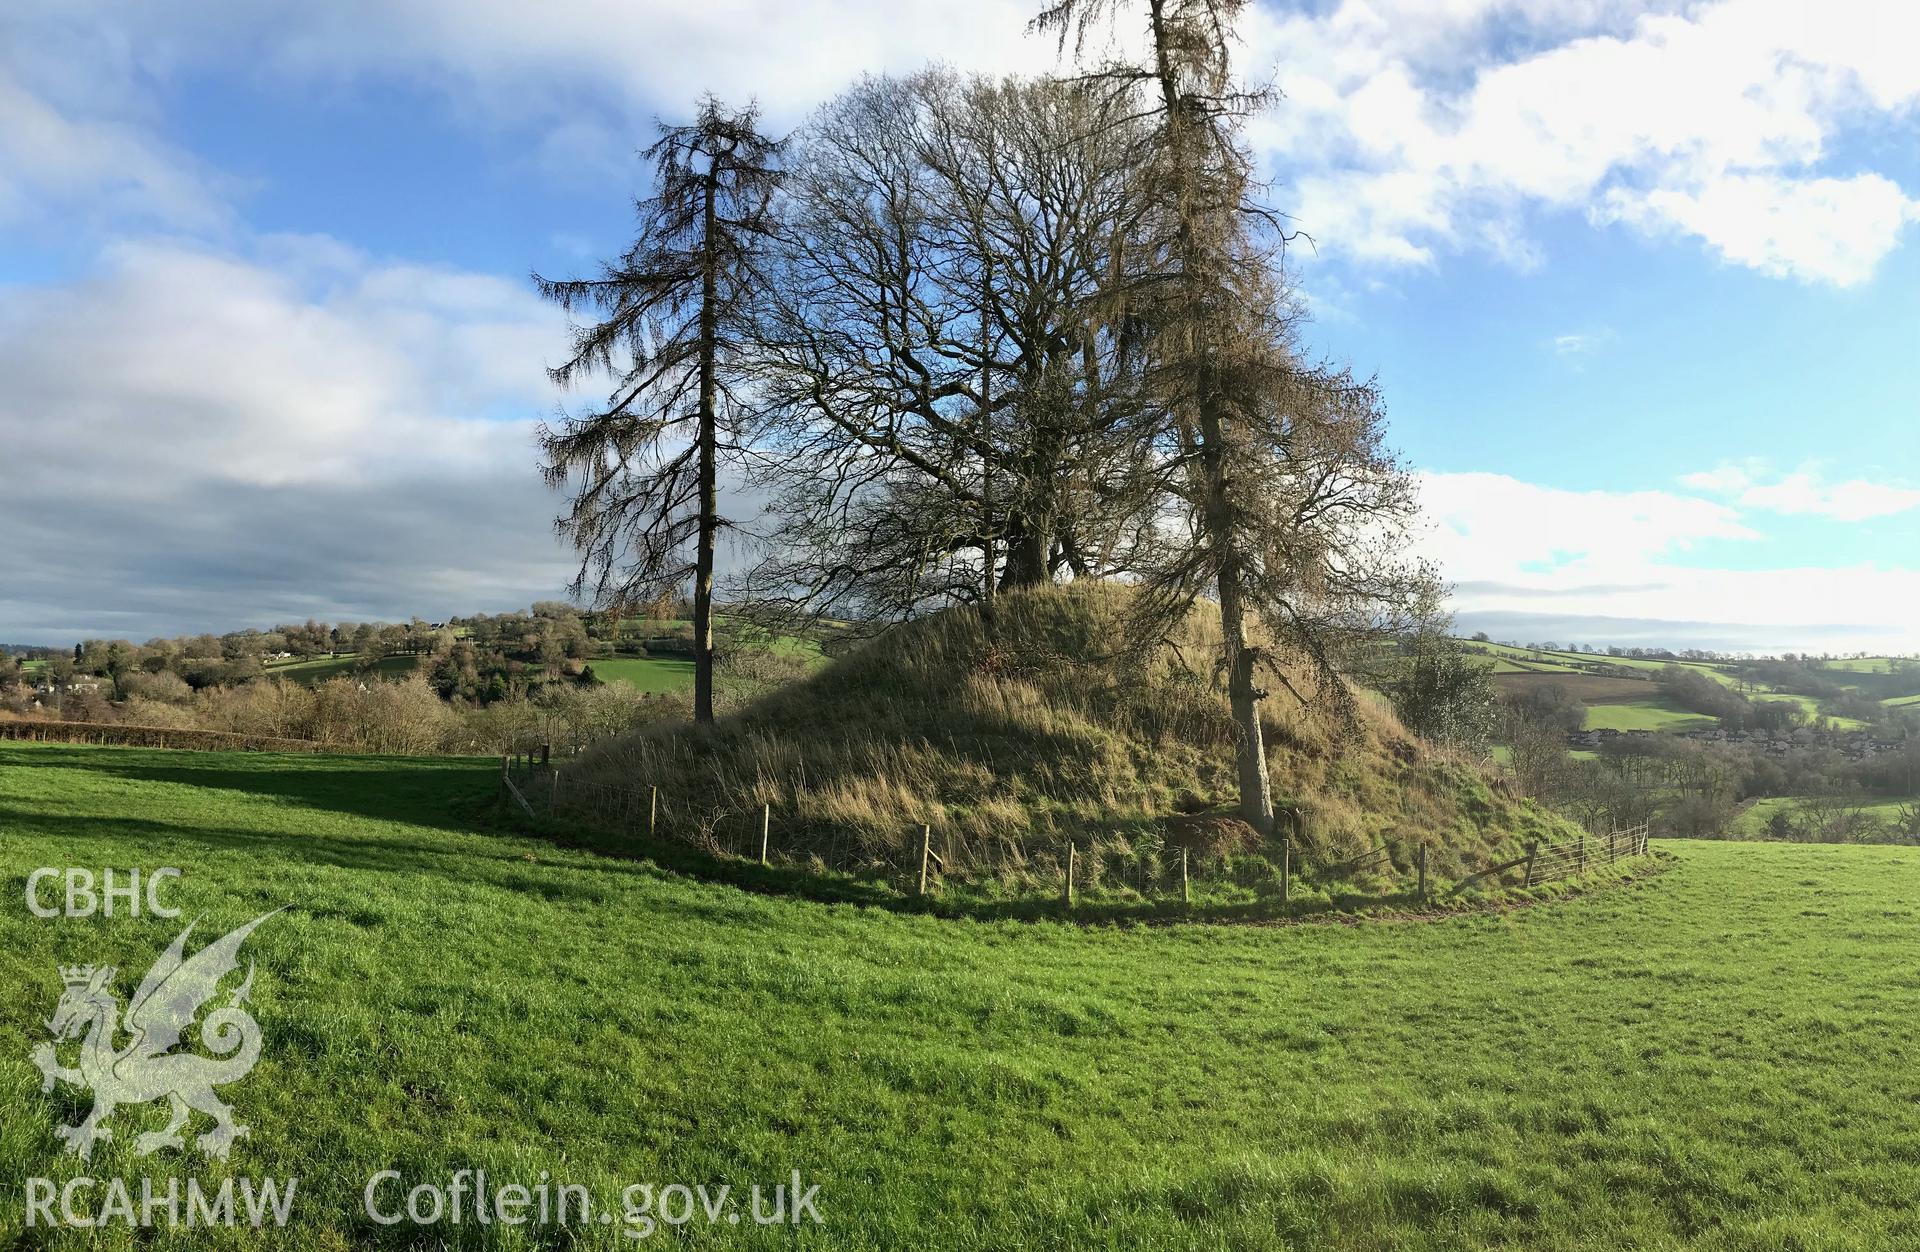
[
  {"x1": 503, "y1": 752, "x2": 1650, "y2": 917},
  {"x1": 4, "y1": 740, "x2": 1919, "y2": 1248}
]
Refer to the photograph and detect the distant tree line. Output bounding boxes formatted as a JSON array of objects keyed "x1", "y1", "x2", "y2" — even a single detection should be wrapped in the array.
[{"x1": 0, "y1": 594, "x2": 823, "y2": 756}]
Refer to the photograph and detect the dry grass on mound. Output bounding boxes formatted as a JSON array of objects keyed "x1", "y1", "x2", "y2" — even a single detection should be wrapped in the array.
[{"x1": 563, "y1": 585, "x2": 1575, "y2": 885}]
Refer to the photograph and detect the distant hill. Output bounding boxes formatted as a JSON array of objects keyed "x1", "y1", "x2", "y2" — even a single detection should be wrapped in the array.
[{"x1": 1457, "y1": 639, "x2": 1917, "y2": 733}]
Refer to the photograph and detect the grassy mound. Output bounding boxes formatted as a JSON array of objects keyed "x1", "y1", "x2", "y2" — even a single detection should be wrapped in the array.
[{"x1": 566, "y1": 585, "x2": 1578, "y2": 892}]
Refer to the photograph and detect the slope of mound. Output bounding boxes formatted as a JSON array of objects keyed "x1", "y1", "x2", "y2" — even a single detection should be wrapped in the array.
[{"x1": 567, "y1": 585, "x2": 1578, "y2": 889}]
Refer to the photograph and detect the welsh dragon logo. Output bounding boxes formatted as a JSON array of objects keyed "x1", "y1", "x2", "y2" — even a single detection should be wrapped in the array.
[{"x1": 30, "y1": 909, "x2": 282, "y2": 1162}]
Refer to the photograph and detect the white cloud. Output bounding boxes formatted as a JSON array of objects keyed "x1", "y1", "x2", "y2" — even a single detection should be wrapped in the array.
[
  {"x1": 1550, "y1": 329, "x2": 1612, "y2": 356},
  {"x1": 1602, "y1": 171, "x2": 1920, "y2": 286},
  {"x1": 10, "y1": 0, "x2": 1053, "y2": 133},
  {"x1": 1680, "y1": 463, "x2": 1920, "y2": 522},
  {"x1": 0, "y1": 238, "x2": 582, "y2": 639},
  {"x1": 0, "y1": 67, "x2": 233, "y2": 235},
  {"x1": 1416, "y1": 470, "x2": 1758, "y2": 588},
  {"x1": 16, "y1": 0, "x2": 1919, "y2": 282},
  {"x1": 1254, "y1": 0, "x2": 1920, "y2": 284},
  {"x1": 1421, "y1": 469, "x2": 1920, "y2": 651},
  {"x1": 0, "y1": 239, "x2": 559, "y2": 488}
]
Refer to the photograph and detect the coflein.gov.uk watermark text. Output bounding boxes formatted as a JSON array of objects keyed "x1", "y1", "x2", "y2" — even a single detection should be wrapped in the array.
[
  {"x1": 26, "y1": 1170, "x2": 824, "y2": 1238},
  {"x1": 365, "y1": 1169, "x2": 824, "y2": 1239}
]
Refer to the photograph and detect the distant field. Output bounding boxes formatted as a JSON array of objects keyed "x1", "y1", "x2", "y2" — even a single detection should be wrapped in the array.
[
  {"x1": 590, "y1": 655, "x2": 696, "y2": 693},
  {"x1": 1492, "y1": 672, "x2": 1651, "y2": 704},
  {"x1": 1581, "y1": 696, "x2": 1716, "y2": 733},
  {"x1": 1824, "y1": 657, "x2": 1905, "y2": 673},
  {"x1": 1732, "y1": 794, "x2": 1914, "y2": 837},
  {"x1": 1476, "y1": 645, "x2": 1914, "y2": 734},
  {"x1": 1752, "y1": 692, "x2": 1870, "y2": 731},
  {"x1": 1466, "y1": 643, "x2": 1603, "y2": 674},
  {"x1": 1462, "y1": 642, "x2": 1743, "y2": 687},
  {"x1": 1489, "y1": 671, "x2": 1713, "y2": 732},
  {"x1": 265, "y1": 653, "x2": 420, "y2": 684}
]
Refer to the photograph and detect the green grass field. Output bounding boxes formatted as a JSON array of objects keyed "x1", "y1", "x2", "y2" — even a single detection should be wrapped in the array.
[
  {"x1": 263, "y1": 653, "x2": 420, "y2": 684},
  {"x1": 1581, "y1": 695, "x2": 1716, "y2": 732},
  {"x1": 1731, "y1": 795, "x2": 1915, "y2": 838},
  {"x1": 1461, "y1": 642, "x2": 1754, "y2": 694},
  {"x1": 6, "y1": 743, "x2": 1920, "y2": 1246},
  {"x1": 589, "y1": 655, "x2": 696, "y2": 693},
  {"x1": 1823, "y1": 658, "x2": 1905, "y2": 674},
  {"x1": 1750, "y1": 692, "x2": 1871, "y2": 731}
]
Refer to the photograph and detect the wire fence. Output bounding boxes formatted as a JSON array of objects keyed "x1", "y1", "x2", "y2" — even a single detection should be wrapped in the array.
[
  {"x1": 1451, "y1": 824, "x2": 1650, "y2": 895},
  {"x1": 0, "y1": 717, "x2": 325, "y2": 753},
  {"x1": 500, "y1": 749, "x2": 1655, "y2": 907}
]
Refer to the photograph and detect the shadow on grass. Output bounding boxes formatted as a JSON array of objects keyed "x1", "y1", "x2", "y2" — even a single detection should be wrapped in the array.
[
  {"x1": 1, "y1": 744, "x2": 1602, "y2": 928},
  {"x1": 0, "y1": 807, "x2": 804, "y2": 931},
  {"x1": 512, "y1": 801, "x2": 1473, "y2": 927},
  {"x1": 0, "y1": 743, "x2": 497, "y2": 834}
]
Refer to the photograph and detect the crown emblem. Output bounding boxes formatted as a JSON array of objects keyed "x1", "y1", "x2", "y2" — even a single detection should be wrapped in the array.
[{"x1": 59, "y1": 965, "x2": 97, "y2": 988}]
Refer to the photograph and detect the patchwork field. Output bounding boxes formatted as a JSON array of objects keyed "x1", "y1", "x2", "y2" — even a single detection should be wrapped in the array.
[
  {"x1": 263, "y1": 653, "x2": 420, "y2": 684},
  {"x1": 5, "y1": 743, "x2": 1920, "y2": 1247},
  {"x1": 1489, "y1": 671, "x2": 1715, "y2": 732},
  {"x1": 1579, "y1": 696, "x2": 1716, "y2": 733},
  {"x1": 1490, "y1": 672, "x2": 1652, "y2": 704},
  {"x1": 1825, "y1": 658, "x2": 1904, "y2": 674},
  {"x1": 251, "y1": 629, "x2": 814, "y2": 696},
  {"x1": 1751, "y1": 692, "x2": 1871, "y2": 731},
  {"x1": 588, "y1": 655, "x2": 696, "y2": 693},
  {"x1": 1730, "y1": 795, "x2": 1915, "y2": 839}
]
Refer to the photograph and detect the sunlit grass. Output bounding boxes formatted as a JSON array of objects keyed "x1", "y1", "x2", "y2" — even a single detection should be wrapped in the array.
[{"x1": 4, "y1": 744, "x2": 1919, "y2": 1248}]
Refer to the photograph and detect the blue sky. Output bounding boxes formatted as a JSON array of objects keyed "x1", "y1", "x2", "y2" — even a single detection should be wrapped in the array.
[{"x1": 3, "y1": 0, "x2": 1918, "y2": 651}]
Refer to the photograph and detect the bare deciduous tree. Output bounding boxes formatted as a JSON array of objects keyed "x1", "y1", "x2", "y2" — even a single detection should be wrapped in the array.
[{"x1": 743, "y1": 71, "x2": 1162, "y2": 626}]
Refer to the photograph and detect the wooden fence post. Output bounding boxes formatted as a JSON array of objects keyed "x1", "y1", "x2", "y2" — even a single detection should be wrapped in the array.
[
  {"x1": 1579, "y1": 834, "x2": 1587, "y2": 873},
  {"x1": 500, "y1": 752, "x2": 509, "y2": 780},
  {"x1": 648, "y1": 785, "x2": 658, "y2": 838},
  {"x1": 759, "y1": 804, "x2": 771, "y2": 866},
  {"x1": 550, "y1": 770, "x2": 559, "y2": 812},
  {"x1": 1181, "y1": 847, "x2": 1190, "y2": 904},
  {"x1": 1280, "y1": 841, "x2": 1291, "y2": 905},
  {"x1": 1064, "y1": 843, "x2": 1077, "y2": 908},
  {"x1": 1417, "y1": 843, "x2": 1428, "y2": 901},
  {"x1": 1523, "y1": 840, "x2": 1539, "y2": 887},
  {"x1": 918, "y1": 824, "x2": 932, "y2": 897}
]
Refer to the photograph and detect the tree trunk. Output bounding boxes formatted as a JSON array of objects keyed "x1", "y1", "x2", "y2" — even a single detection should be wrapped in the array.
[
  {"x1": 1218, "y1": 571, "x2": 1274, "y2": 831},
  {"x1": 1199, "y1": 388, "x2": 1274, "y2": 833},
  {"x1": 998, "y1": 523, "x2": 1051, "y2": 590},
  {"x1": 1147, "y1": 0, "x2": 1274, "y2": 835},
  {"x1": 980, "y1": 252, "x2": 997, "y2": 633},
  {"x1": 693, "y1": 167, "x2": 720, "y2": 724}
]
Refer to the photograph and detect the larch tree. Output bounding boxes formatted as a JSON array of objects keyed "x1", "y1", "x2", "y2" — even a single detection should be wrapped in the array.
[
  {"x1": 536, "y1": 98, "x2": 784, "y2": 723},
  {"x1": 1035, "y1": 0, "x2": 1433, "y2": 834}
]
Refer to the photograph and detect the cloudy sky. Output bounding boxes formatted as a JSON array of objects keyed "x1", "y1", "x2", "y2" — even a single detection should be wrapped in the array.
[{"x1": 3, "y1": 0, "x2": 1918, "y2": 652}]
